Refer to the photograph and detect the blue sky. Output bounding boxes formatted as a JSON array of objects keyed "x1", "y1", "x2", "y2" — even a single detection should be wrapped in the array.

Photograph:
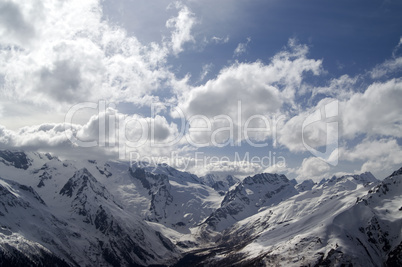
[
  {"x1": 102, "y1": 0, "x2": 402, "y2": 78},
  {"x1": 0, "y1": 0, "x2": 401, "y2": 181}
]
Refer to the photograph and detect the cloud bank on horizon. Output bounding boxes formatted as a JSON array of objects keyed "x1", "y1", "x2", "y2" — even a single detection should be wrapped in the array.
[{"x1": 0, "y1": 0, "x2": 402, "y2": 181}]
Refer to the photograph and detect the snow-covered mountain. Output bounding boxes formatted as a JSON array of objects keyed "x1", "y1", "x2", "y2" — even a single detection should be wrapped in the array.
[
  {"x1": 127, "y1": 162, "x2": 223, "y2": 231},
  {"x1": 201, "y1": 173, "x2": 298, "y2": 233},
  {"x1": 199, "y1": 173, "x2": 240, "y2": 195},
  {"x1": 177, "y1": 171, "x2": 402, "y2": 266},
  {"x1": 0, "y1": 151, "x2": 179, "y2": 266},
  {"x1": 0, "y1": 149, "x2": 401, "y2": 266}
]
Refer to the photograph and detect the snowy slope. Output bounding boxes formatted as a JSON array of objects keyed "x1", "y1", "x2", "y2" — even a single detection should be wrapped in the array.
[
  {"x1": 0, "y1": 150, "x2": 222, "y2": 265},
  {"x1": 201, "y1": 173, "x2": 298, "y2": 233},
  {"x1": 0, "y1": 151, "x2": 179, "y2": 266},
  {"x1": 0, "y1": 176, "x2": 82, "y2": 266},
  {"x1": 0, "y1": 149, "x2": 401, "y2": 267},
  {"x1": 127, "y1": 162, "x2": 223, "y2": 232},
  {"x1": 177, "y1": 172, "x2": 401, "y2": 266}
]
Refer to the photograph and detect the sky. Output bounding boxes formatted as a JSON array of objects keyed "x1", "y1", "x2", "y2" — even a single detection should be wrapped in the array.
[{"x1": 0, "y1": 0, "x2": 402, "y2": 181}]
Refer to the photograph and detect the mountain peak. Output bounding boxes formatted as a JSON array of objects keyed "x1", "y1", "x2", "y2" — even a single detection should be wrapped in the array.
[
  {"x1": 243, "y1": 172, "x2": 289, "y2": 186},
  {"x1": 203, "y1": 172, "x2": 297, "y2": 231},
  {"x1": 296, "y1": 179, "x2": 316, "y2": 192},
  {"x1": 389, "y1": 166, "x2": 402, "y2": 178},
  {"x1": 131, "y1": 161, "x2": 201, "y2": 185},
  {"x1": 59, "y1": 168, "x2": 119, "y2": 209},
  {"x1": 319, "y1": 172, "x2": 378, "y2": 187},
  {"x1": 200, "y1": 173, "x2": 240, "y2": 193}
]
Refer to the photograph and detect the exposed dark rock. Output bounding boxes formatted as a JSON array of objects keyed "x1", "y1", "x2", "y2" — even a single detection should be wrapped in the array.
[{"x1": 0, "y1": 150, "x2": 31, "y2": 170}]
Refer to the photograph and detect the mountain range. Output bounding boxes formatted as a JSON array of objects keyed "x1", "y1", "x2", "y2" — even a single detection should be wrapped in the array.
[{"x1": 0, "y1": 150, "x2": 401, "y2": 266}]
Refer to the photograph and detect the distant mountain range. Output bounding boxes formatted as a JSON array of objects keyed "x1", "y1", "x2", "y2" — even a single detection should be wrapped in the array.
[{"x1": 0, "y1": 150, "x2": 401, "y2": 266}]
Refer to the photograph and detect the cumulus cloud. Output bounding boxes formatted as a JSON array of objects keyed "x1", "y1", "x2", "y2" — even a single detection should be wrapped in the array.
[
  {"x1": 279, "y1": 76, "x2": 402, "y2": 154},
  {"x1": 193, "y1": 159, "x2": 264, "y2": 178},
  {"x1": 273, "y1": 71, "x2": 402, "y2": 178},
  {"x1": 296, "y1": 157, "x2": 331, "y2": 182},
  {"x1": 179, "y1": 61, "x2": 283, "y2": 118},
  {"x1": 263, "y1": 162, "x2": 288, "y2": 174},
  {"x1": 341, "y1": 78, "x2": 402, "y2": 138},
  {"x1": 39, "y1": 59, "x2": 89, "y2": 103},
  {"x1": 341, "y1": 138, "x2": 400, "y2": 162},
  {"x1": 0, "y1": 123, "x2": 78, "y2": 150},
  {"x1": 71, "y1": 108, "x2": 182, "y2": 159},
  {"x1": 175, "y1": 40, "x2": 323, "y2": 146},
  {"x1": 339, "y1": 138, "x2": 402, "y2": 178},
  {"x1": 277, "y1": 97, "x2": 339, "y2": 155},
  {"x1": 0, "y1": 0, "x2": 35, "y2": 46},
  {"x1": 0, "y1": 0, "x2": 400, "y2": 181},
  {"x1": 0, "y1": 107, "x2": 182, "y2": 161},
  {"x1": 0, "y1": 0, "x2": 183, "y2": 111}
]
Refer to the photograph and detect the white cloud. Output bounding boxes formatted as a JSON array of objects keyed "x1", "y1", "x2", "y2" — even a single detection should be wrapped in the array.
[
  {"x1": 370, "y1": 57, "x2": 402, "y2": 79},
  {"x1": 279, "y1": 77, "x2": 402, "y2": 154},
  {"x1": 304, "y1": 74, "x2": 358, "y2": 101},
  {"x1": 166, "y1": 2, "x2": 196, "y2": 55},
  {"x1": 340, "y1": 138, "x2": 402, "y2": 178},
  {"x1": 233, "y1": 37, "x2": 250, "y2": 57},
  {"x1": 296, "y1": 157, "x2": 330, "y2": 182},
  {"x1": 392, "y1": 36, "x2": 402, "y2": 58},
  {"x1": 263, "y1": 162, "x2": 288, "y2": 174},
  {"x1": 72, "y1": 108, "x2": 182, "y2": 159},
  {"x1": 211, "y1": 36, "x2": 229, "y2": 44},
  {"x1": 370, "y1": 38, "x2": 402, "y2": 78},
  {"x1": 0, "y1": 0, "x2": 176, "y2": 113},
  {"x1": 341, "y1": 138, "x2": 400, "y2": 161},
  {"x1": 179, "y1": 61, "x2": 283, "y2": 118},
  {"x1": 0, "y1": 125, "x2": 12, "y2": 145},
  {"x1": 277, "y1": 98, "x2": 338, "y2": 152},
  {"x1": 0, "y1": 0, "x2": 400, "y2": 181},
  {"x1": 0, "y1": 99, "x2": 68, "y2": 130},
  {"x1": 0, "y1": 0, "x2": 36, "y2": 46},
  {"x1": 0, "y1": 108, "x2": 182, "y2": 161},
  {"x1": 198, "y1": 63, "x2": 213, "y2": 82},
  {"x1": 175, "y1": 40, "x2": 323, "y2": 146},
  {"x1": 193, "y1": 159, "x2": 263, "y2": 178},
  {"x1": 0, "y1": 123, "x2": 78, "y2": 150},
  {"x1": 341, "y1": 78, "x2": 402, "y2": 138}
]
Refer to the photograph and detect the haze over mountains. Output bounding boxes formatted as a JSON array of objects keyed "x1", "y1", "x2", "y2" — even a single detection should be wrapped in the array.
[{"x1": 0, "y1": 150, "x2": 401, "y2": 266}]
